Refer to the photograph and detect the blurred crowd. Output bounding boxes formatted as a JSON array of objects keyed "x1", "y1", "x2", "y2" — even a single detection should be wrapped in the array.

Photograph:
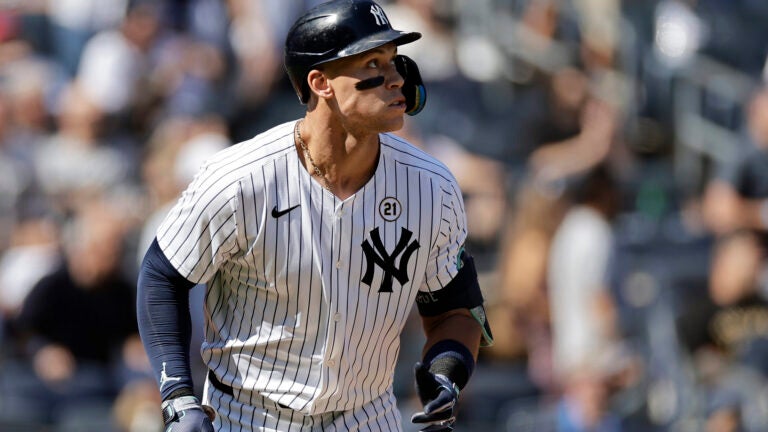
[{"x1": 1, "y1": 0, "x2": 768, "y2": 431}]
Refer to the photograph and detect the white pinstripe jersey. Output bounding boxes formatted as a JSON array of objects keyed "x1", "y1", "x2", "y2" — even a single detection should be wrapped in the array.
[{"x1": 156, "y1": 119, "x2": 468, "y2": 416}]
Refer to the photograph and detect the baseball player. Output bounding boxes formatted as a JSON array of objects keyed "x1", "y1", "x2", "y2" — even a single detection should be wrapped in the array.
[{"x1": 136, "y1": 1, "x2": 493, "y2": 431}]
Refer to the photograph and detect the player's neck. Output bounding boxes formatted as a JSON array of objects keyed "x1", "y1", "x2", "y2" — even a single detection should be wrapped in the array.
[{"x1": 297, "y1": 115, "x2": 380, "y2": 200}]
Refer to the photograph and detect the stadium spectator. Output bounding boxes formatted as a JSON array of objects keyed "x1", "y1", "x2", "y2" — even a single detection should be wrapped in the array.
[{"x1": 8, "y1": 198, "x2": 139, "y2": 426}]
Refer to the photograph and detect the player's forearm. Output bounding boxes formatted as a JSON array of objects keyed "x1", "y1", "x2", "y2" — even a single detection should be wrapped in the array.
[
  {"x1": 137, "y1": 238, "x2": 197, "y2": 400},
  {"x1": 421, "y1": 309, "x2": 481, "y2": 360},
  {"x1": 418, "y1": 309, "x2": 481, "y2": 395}
]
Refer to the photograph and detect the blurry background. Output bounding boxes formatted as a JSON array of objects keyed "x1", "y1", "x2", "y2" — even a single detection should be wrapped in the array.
[{"x1": 1, "y1": 0, "x2": 768, "y2": 431}]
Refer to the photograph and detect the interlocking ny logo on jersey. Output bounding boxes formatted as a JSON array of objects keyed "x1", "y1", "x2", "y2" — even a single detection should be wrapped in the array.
[
  {"x1": 370, "y1": 4, "x2": 389, "y2": 26},
  {"x1": 361, "y1": 227, "x2": 420, "y2": 292}
]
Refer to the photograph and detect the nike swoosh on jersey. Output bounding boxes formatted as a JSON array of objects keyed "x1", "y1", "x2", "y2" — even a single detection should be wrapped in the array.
[{"x1": 271, "y1": 204, "x2": 300, "y2": 218}]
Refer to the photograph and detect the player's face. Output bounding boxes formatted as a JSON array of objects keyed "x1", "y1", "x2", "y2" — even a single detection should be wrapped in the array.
[{"x1": 323, "y1": 43, "x2": 406, "y2": 133}]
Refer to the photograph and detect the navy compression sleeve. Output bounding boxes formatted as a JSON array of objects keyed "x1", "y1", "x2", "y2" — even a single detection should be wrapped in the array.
[{"x1": 137, "y1": 238, "x2": 197, "y2": 401}]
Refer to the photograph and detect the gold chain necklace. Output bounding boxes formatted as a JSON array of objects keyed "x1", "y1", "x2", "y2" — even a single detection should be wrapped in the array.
[{"x1": 295, "y1": 120, "x2": 333, "y2": 193}]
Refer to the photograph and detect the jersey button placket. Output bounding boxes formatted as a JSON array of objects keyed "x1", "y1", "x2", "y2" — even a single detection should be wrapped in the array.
[
  {"x1": 334, "y1": 203, "x2": 344, "y2": 220},
  {"x1": 327, "y1": 203, "x2": 345, "y2": 374},
  {"x1": 334, "y1": 204, "x2": 344, "y2": 267}
]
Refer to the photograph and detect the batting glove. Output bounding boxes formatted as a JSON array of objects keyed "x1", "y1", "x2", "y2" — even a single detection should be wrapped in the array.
[
  {"x1": 411, "y1": 362, "x2": 460, "y2": 432},
  {"x1": 161, "y1": 395, "x2": 215, "y2": 432}
]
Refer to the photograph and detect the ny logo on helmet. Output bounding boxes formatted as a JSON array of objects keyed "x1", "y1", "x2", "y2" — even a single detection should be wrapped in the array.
[{"x1": 370, "y1": 4, "x2": 389, "y2": 26}]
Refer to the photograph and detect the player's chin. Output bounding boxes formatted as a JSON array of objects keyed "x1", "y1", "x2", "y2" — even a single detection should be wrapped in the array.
[
  {"x1": 377, "y1": 107, "x2": 406, "y2": 131},
  {"x1": 378, "y1": 115, "x2": 405, "y2": 132}
]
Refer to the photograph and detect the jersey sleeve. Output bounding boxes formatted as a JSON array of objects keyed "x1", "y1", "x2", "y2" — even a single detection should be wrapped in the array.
[
  {"x1": 419, "y1": 180, "x2": 468, "y2": 294},
  {"x1": 156, "y1": 161, "x2": 243, "y2": 283},
  {"x1": 416, "y1": 178, "x2": 494, "y2": 346}
]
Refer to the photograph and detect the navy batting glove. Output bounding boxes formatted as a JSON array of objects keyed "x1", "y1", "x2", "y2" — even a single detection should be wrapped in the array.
[
  {"x1": 162, "y1": 396, "x2": 215, "y2": 432},
  {"x1": 411, "y1": 362, "x2": 459, "y2": 432}
]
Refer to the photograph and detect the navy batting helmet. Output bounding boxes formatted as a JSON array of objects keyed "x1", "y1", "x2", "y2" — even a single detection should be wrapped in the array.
[{"x1": 284, "y1": 0, "x2": 421, "y2": 104}]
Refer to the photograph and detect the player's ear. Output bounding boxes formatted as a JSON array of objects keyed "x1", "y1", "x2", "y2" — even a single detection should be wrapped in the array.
[{"x1": 307, "y1": 69, "x2": 334, "y2": 101}]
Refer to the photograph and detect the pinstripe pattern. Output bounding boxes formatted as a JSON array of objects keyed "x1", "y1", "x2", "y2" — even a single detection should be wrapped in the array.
[
  {"x1": 156, "y1": 119, "x2": 468, "y2": 428},
  {"x1": 205, "y1": 379, "x2": 402, "y2": 431}
]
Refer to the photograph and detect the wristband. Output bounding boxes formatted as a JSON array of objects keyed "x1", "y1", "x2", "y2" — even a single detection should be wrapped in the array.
[
  {"x1": 165, "y1": 387, "x2": 195, "y2": 402},
  {"x1": 423, "y1": 339, "x2": 475, "y2": 390}
]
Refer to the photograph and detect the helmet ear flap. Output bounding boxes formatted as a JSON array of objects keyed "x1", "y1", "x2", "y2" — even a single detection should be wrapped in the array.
[
  {"x1": 285, "y1": 64, "x2": 311, "y2": 104},
  {"x1": 395, "y1": 55, "x2": 426, "y2": 116}
]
